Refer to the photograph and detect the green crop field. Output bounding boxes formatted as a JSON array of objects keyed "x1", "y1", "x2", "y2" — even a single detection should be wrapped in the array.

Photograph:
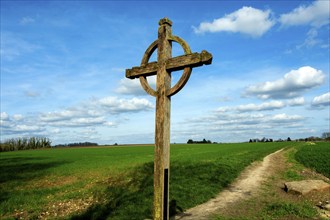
[
  {"x1": 1, "y1": 142, "x2": 299, "y2": 219},
  {"x1": 295, "y1": 142, "x2": 330, "y2": 178}
]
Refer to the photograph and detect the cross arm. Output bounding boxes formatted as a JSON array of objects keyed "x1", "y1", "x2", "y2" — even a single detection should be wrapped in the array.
[
  {"x1": 126, "y1": 61, "x2": 158, "y2": 79},
  {"x1": 125, "y1": 50, "x2": 212, "y2": 79}
]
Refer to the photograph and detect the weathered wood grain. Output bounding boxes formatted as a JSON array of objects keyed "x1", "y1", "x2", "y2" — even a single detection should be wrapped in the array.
[
  {"x1": 125, "y1": 17, "x2": 212, "y2": 220},
  {"x1": 126, "y1": 51, "x2": 212, "y2": 79}
]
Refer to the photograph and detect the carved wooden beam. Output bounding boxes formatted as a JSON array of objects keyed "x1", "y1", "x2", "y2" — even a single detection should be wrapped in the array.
[{"x1": 126, "y1": 50, "x2": 212, "y2": 79}]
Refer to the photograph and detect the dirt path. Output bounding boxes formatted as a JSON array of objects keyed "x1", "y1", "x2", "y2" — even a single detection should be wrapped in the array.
[{"x1": 176, "y1": 149, "x2": 284, "y2": 220}]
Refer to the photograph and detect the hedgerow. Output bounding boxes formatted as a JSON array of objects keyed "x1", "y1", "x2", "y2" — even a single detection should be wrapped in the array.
[{"x1": 0, "y1": 137, "x2": 51, "y2": 152}]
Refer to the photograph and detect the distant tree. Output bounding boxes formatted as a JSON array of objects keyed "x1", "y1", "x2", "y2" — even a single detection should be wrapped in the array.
[
  {"x1": 187, "y1": 139, "x2": 212, "y2": 144},
  {"x1": 287, "y1": 137, "x2": 292, "y2": 142},
  {"x1": 322, "y1": 132, "x2": 330, "y2": 140},
  {"x1": 249, "y1": 139, "x2": 253, "y2": 143},
  {"x1": 187, "y1": 139, "x2": 194, "y2": 144}
]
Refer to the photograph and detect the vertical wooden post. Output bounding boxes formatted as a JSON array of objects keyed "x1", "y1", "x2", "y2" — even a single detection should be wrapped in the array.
[
  {"x1": 125, "y1": 17, "x2": 212, "y2": 220},
  {"x1": 154, "y1": 18, "x2": 172, "y2": 220}
]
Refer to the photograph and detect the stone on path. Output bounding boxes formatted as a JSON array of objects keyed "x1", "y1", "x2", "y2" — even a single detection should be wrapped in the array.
[
  {"x1": 284, "y1": 180, "x2": 330, "y2": 195},
  {"x1": 324, "y1": 203, "x2": 330, "y2": 211}
]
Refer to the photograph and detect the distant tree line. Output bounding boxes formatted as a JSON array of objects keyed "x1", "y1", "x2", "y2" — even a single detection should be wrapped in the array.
[
  {"x1": 249, "y1": 137, "x2": 284, "y2": 143},
  {"x1": 296, "y1": 134, "x2": 330, "y2": 142},
  {"x1": 187, "y1": 138, "x2": 212, "y2": 144},
  {"x1": 54, "y1": 142, "x2": 98, "y2": 148},
  {"x1": 0, "y1": 137, "x2": 51, "y2": 152},
  {"x1": 249, "y1": 132, "x2": 330, "y2": 143}
]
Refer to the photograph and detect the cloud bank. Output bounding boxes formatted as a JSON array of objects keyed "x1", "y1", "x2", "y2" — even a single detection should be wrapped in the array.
[{"x1": 1, "y1": 96, "x2": 154, "y2": 136}]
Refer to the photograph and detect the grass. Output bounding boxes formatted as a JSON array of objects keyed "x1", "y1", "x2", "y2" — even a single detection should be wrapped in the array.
[
  {"x1": 0, "y1": 142, "x2": 293, "y2": 219},
  {"x1": 262, "y1": 201, "x2": 318, "y2": 219},
  {"x1": 295, "y1": 142, "x2": 330, "y2": 178},
  {"x1": 282, "y1": 148, "x2": 305, "y2": 181},
  {"x1": 214, "y1": 200, "x2": 318, "y2": 220},
  {"x1": 213, "y1": 144, "x2": 321, "y2": 220},
  {"x1": 0, "y1": 146, "x2": 155, "y2": 219}
]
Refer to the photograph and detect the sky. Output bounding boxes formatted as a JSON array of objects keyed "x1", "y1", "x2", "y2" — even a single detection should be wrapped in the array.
[{"x1": 1, "y1": 0, "x2": 329, "y2": 145}]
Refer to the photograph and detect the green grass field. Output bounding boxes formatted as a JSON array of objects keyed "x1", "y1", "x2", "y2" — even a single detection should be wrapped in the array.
[
  {"x1": 295, "y1": 142, "x2": 330, "y2": 178},
  {"x1": 0, "y1": 142, "x2": 300, "y2": 219}
]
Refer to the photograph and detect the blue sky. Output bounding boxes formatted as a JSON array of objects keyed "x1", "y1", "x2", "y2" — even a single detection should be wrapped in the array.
[{"x1": 1, "y1": 0, "x2": 329, "y2": 145}]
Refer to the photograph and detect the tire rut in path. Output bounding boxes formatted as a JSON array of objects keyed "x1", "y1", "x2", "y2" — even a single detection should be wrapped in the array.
[{"x1": 175, "y1": 149, "x2": 284, "y2": 220}]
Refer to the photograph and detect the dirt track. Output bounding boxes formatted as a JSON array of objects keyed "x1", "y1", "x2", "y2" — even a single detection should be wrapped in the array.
[{"x1": 176, "y1": 149, "x2": 284, "y2": 220}]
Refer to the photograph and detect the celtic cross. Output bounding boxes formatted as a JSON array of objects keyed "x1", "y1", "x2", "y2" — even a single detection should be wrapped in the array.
[{"x1": 126, "y1": 17, "x2": 212, "y2": 220}]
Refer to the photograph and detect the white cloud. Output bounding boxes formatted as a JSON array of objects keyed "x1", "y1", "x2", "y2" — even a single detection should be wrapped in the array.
[
  {"x1": 287, "y1": 97, "x2": 305, "y2": 106},
  {"x1": 311, "y1": 92, "x2": 330, "y2": 107},
  {"x1": 0, "y1": 112, "x2": 11, "y2": 129},
  {"x1": 244, "y1": 66, "x2": 325, "y2": 99},
  {"x1": 217, "y1": 100, "x2": 285, "y2": 112},
  {"x1": 97, "y1": 97, "x2": 154, "y2": 113},
  {"x1": 12, "y1": 114, "x2": 24, "y2": 121},
  {"x1": 194, "y1": 6, "x2": 275, "y2": 37},
  {"x1": 279, "y1": 0, "x2": 330, "y2": 27},
  {"x1": 269, "y1": 113, "x2": 304, "y2": 123},
  {"x1": 1, "y1": 95, "x2": 154, "y2": 138},
  {"x1": 279, "y1": 1, "x2": 330, "y2": 50},
  {"x1": 0, "y1": 112, "x2": 44, "y2": 135},
  {"x1": 189, "y1": 111, "x2": 304, "y2": 128},
  {"x1": 116, "y1": 77, "x2": 156, "y2": 96},
  {"x1": 1, "y1": 112, "x2": 25, "y2": 127},
  {"x1": 12, "y1": 124, "x2": 42, "y2": 133},
  {"x1": 40, "y1": 109, "x2": 83, "y2": 122},
  {"x1": 116, "y1": 78, "x2": 146, "y2": 96},
  {"x1": 40, "y1": 96, "x2": 153, "y2": 127},
  {"x1": 51, "y1": 128, "x2": 61, "y2": 134},
  {"x1": 236, "y1": 100, "x2": 285, "y2": 112},
  {"x1": 45, "y1": 117, "x2": 110, "y2": 128},
  {"x1": 0, "y1": 112, "x2": 9, "y2": 121},
  {"x1": 75, "y1": 128, "x2": 100, "y2": 140},
  {"x1": 41, "y1": 96, "x2": 153, "y2": 120},
  {"x1": 217, "y1": 98, "x2": 305, "y2": 114}
]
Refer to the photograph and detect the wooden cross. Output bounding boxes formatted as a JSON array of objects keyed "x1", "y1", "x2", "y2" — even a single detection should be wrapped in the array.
[{"x1": 126, "y1": 18, "x2": 212, "y2": 220}]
